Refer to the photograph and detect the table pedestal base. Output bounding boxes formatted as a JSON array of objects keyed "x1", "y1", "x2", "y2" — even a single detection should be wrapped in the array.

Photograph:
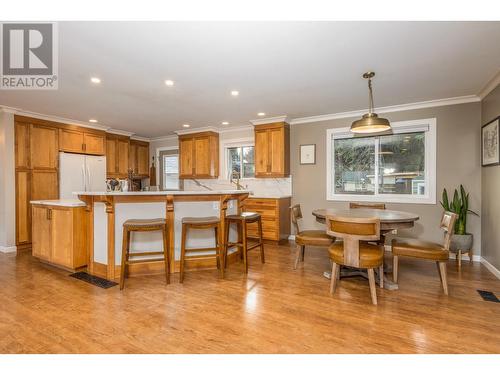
[{"x1": 323, "y1": 266, "x2": 399, "y2": 291}]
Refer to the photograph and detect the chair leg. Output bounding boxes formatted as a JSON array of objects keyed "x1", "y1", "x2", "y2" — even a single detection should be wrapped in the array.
[
  {"x1": 457, "y1": 250, "x2": 462, "y2": 269},
  {"x1": 215, "y1": 224, "x2": 224, "y2": 278},
  {"x1": 379, "y1": 265, "x2": 384, "y2": 289},
  {"x1": 119, "y1": 228, "x2": 128, "y2": 290},
  {"x1": 179, "y1": 224, "x2": 187, "y2": 283},
  {"x1": 436, "y1": 261, "x2": 443, "y2": 284},
  {"x1": 330, "y1": 262, "x2": 339, "y2": 295},
  {"x1": 301, "y1": 245, "x2": 305, "y2": 262},
  {"x1": 162, "y1": 225, "x2": 170, "y2": 285},
  {"x1": 242, "y1": 221, "x2": 248, "y2": 274},
  {"x1": 214, "y1": 226, "x2": 220, "y2": 270},
  {"x1": 293, "y1": 244, "x2": 302, "y2": 270},
  {"x1": 392, "y1": 255, "x2": 399, "y2": 283},
  {"x1": 367, "y1": 268, "x2": 378, "y2": 305},
  {"x1": 469, "y1": 249, "x2": 473, "y2": 263},
  {"x1": 438, "y1": 261, "x2": 449, "y2": 295},
  {"x1": 224, "y1": 220, "x2": 230, "y2": 269},
  {"x1": 258, "y1": 218, "x2": 265, "y2": 264}
]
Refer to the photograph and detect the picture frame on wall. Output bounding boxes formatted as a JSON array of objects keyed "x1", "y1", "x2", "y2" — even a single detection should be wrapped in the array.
[
  {"x1": 300, "y1": 144, "x2": 316, "y2": 165},
  {"x1": 481, "y1": 116, "x2": 500, "y2": 167}
]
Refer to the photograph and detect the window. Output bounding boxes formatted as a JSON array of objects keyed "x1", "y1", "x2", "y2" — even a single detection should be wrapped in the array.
[
  {"x1": 327, "y1": 118, "x2": 436, "y2": 204},
  {"x1": 227, "y1": 146, "x2": 255, "y2": 179},
  {"x1": 159, "y1": 149, "x2": 181, "y2": 190}
]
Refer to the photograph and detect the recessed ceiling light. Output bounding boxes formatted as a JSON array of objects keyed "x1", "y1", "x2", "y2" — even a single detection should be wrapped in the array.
[
  {"x1": 89, "y1": 119, "x2": 98, "y2": 123},
  {"x1": 90, "y1": 77, "x2": 101, "y2": 84},
  {"x1": 165, "y1": 80, "x2": 174, "y2": 86},
  {"x1": 257, "y1": 112, "x2": 266, "y2": 117},
  {"x1": 221, "y1": 121, "x2": 229, "y2": 125},
  {"x1": 182, "y1": 124, "x2": 190, "y2": 128},
  {"x1": 230, "y1": 90, "x2": 239, "y2": 96}
]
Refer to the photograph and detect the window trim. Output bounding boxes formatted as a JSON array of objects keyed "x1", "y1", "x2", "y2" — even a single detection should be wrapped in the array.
[
  {"x1": 326, "y1": 118, "x2": 437, "y2": 204},
  {"x1": 220, "y1": 137, "x2": 255, "y2": 180},
  {"x1": 155, "y1": 146, "x2": 182, "y2": 191}
]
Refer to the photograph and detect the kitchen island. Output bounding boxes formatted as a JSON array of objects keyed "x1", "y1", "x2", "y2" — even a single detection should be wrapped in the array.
[
  {"x1": 32, "y1": 190, "x2": 250, "y2": 280},
  {"x1": 78, "y1": 190, "x2": 250, "y2": 280}
]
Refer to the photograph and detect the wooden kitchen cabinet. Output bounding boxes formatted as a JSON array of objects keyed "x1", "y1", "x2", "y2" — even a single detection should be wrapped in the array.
[
  {"x1": 254, "y1": 122, "x2": 290, "y2": 178},
  {"x1": 59, "y1": 127, "x2": 106, "y2": 155},
  {"x1": 15, "y1": 116, "x2": 61, "y2": 248},
  {"x1": 32, "y1": 204, "x2": 87, "y2": 270},
  {"x1": 129, "y1": 140, "x2": 150, "y2": 178},
  {"x1": 178, "y1": 131, "x2": 219, "y2": 179},
  {"x1": 242, "y1": 197, "x2": 291, "y2": 243},
  {"x1": 106, "y1": 134, "x2": 130, "y2": 178}
]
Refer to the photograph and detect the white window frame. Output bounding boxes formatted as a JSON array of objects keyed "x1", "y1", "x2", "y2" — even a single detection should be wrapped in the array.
[
  {"x1": 220, "y1": 137, "x2": 255, "y2": 180},
  {"x1": 326, "y1": 118, "x2": 437, "y2": 204},
  {"x1": 155, "y1": 146, "x2": 181, "y2": 190}
]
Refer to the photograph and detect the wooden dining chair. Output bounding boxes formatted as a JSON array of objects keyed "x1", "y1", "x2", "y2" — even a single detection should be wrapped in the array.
[
  {"x1": 291, "y1": 204, "x2": 334, "y2": 269},
  {"x1": 391, "y1": 211, "x2": 458, "y2": 295},
  {"x1": 350, "y1": 202, "x2": 386, "y2": 210},
  {"x1": 326, "y1": 215, "x2": 384, "y2": 305}
]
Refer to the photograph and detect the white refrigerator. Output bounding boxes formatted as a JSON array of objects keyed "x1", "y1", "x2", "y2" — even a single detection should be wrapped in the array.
[{"x1": 59, "y1": 152, "x2": 107, "y2": 199}]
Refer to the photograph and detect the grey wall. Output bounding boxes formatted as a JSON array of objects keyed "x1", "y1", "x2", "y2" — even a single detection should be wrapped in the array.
[
  {"x1": 481, "y1": 84, "x2": 500, "y2": 269},
  {"x1": 0, "y1": 110, "x2": 16, "y2": 252},
  {"x1": 290, "y1": 102, "x2": 482, "y2": 251}
]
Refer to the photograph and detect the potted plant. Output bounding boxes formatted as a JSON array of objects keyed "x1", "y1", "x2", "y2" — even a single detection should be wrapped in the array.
[{"x1": 440, "y1": 185, "x2": 479, "y2": 256}]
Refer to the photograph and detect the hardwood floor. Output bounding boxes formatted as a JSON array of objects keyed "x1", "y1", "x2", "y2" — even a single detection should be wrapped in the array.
[{"x1": 1, "y1": 243, "x2": 499, "y2": 353}]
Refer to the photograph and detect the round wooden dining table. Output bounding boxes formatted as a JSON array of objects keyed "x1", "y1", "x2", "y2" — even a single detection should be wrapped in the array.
[{"x1": 312, "y1": 208, "x2": 420, "y2": 290}]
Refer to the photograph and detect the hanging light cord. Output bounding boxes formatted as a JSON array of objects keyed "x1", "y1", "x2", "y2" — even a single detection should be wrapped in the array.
[{"x1": 367, "y1": 77, "x2": 374, "y2": 114}]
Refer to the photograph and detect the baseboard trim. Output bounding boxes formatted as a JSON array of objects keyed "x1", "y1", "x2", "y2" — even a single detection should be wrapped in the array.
[
  {"x1": 0, "y1": 245, "x2": 17, "y2": 254},
  {"x1": 448, "y1": 252, "x2": 481, "y2": 262},
  {"x1": 480, "y1": 257, "x2": 500, "y2": 280}
]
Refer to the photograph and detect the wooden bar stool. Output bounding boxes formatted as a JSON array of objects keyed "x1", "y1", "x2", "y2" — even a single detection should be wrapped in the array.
[
  {"x1": 224, "y1": 212, "x2": 265, "y2": 273},
  {"x1": 120, "y1": 218, "x2": 170, "y2": 290},
  {"x1": 180, "y1": 216, "x2": 223, "y2": 283}
]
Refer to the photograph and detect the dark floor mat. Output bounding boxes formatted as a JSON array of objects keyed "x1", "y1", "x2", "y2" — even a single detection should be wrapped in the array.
[
  {"x1": 477, "y1": 290, "x2": 500, "y2": 303},
  {"x1": 69, "y1": 271, "x2": 118, "y2": 289}
]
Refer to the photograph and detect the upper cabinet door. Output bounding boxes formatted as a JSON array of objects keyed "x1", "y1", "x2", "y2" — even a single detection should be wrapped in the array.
[
  {"x1": 30, "y1": 124, "x2": 58, "y2": 169},
  {"x1": 129, "y1": 143, "x2": 138, "y2": 174},
  {"x1": 31, "y1": 170, "x2": 58, "y2": 201},
  {"x1": 15, "y1": 122, "x2": 30, "y2": 169},
  {"x1": 136, "y1": 144, "x2": 149, "y2": 176},
  {"x1": 60, "y1": 129, "x2": 84, "y2": 153},
  {"x1": 194, "y1": 136, "x2": 211, "y2": 176},
  {"x1": 179, "y1": 137, "x2": 194, "y2": 177},
  {"x1": 106, "y1": 138, "x2": 117, "y2": 175},
  {"x1": 84, "y1": 133, "x2": 106, "y2": 155},
  {"x1": 254, "y1": 122, "x2": 290, "y2": 178},
  {"x1": 255, "y1": 129, "x2": 270, "y2": 177},
  {"x1": 117, "y1": 139, "x2": 130, "y2": 176}
]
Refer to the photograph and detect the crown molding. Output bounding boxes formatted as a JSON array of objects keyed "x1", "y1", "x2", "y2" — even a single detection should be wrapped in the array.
[
  {"x1": 218, "y1": 124, "x2": 254, "y2": 133},
  {"x1": 174, "y1": 126, "x2": 219, "y2": 135},
  {"x1": 250, "y1": 115, "x2": 289, "y2": 126},
  {"x1": 130, "y1": 135, "x2": 150, "y2": 142},
  {"x1": 149, "y1": 134, "x2": 178, "y2": 142},
  {"x1": 290, "y1": 95, "x2": 481, "y2": 125},
  {"x1": 107, "y1": 128, "x2": 135, "y2": 137},
  {"x1": 0, "y1": 105, "x2": 110, "y2": 131},
  {"x1": 478, "y1": 70, "x2": 500, "y2": 100}
]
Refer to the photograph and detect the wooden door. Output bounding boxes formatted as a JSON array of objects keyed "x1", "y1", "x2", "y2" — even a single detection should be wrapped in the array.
[
  {"x1": 30, "y1": 125, "x2": 58, "y2": 169},
  {"x1": 137, "y1": 144, "x2": 149, "y2": 176},
  {"x1": 129, "y1": 143, "x2": 138, "y2": 174},
  {"x1": 179, "y1": 137, "x2": 194, "y2": 177},
  {"x1": 106, "y1": 138, "x2": 117, "y2": 176},
  {"x1": 269, "y1": 127, "x2": 284, "y2": 175},
  {"x1": 32, "y1": 206, "x2": 51, "y2": 260},
  {"x1": 60, "y1": 129, "x2": 84, "y2": 153},
  {"x1": 194, "y1": 136, "x2": 211, "y2": 176},
  {"x1": 15, "y1": 122, "x2": 30, "y2": 169},
  {"x1": 84, "y1": 133, "x2": 105, "y2": 155},
  {"x1": 255, "y1": 129, "x2": 270, "y2": 176},
  {"x1": 16, "y1": 171, "x2": 31, "y2": 245},
  {"x1": 50, "y1": 208, "x2": 73, "y2": 268},
  {"x1": 31, "y1": 170, "x2": 58, "y2": 201},
  {"x1": 117, "y1": 139, "x2": 130, "y2": 177}
]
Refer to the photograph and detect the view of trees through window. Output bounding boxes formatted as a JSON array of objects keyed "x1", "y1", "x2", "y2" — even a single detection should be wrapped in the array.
[
  {"x1": 334, "y1": 132, "x2": 425, "y2": 196},
  {"x1": 227, "y1": 146, "x2": 255, "y2": 178}
]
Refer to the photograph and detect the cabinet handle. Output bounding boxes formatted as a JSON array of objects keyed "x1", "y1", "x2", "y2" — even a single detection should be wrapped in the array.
[{"x1": 47, "y1": 209, "x2": 52, "y2": 220}]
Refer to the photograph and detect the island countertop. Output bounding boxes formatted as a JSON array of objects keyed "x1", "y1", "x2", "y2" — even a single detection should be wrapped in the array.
[{"x1": 74, "y1": 190, "x2": 251, "y2": 196}]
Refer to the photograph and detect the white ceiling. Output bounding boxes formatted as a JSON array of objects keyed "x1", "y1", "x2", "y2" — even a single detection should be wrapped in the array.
[{"x1": 1, "y1": 21, "x2": 499, "y2": 138}]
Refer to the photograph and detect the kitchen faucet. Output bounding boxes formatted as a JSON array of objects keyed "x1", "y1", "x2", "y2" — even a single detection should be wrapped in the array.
[{"x1": 230, "y1": 171, "x2": 246, "y2": 190}]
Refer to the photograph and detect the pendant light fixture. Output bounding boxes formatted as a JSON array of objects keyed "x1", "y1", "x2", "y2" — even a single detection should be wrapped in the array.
[{"x1": 350, "y1": 71, "x2": 391, "y2": 134}]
